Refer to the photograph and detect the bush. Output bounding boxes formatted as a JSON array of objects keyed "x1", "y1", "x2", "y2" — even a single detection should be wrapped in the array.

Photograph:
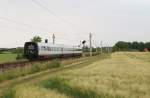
[{"x1": 16, "y1": 53, "x2": 24, "y2": 60}]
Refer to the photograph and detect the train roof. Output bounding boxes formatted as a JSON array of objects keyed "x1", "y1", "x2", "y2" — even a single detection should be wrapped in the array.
[
  {"x1": 25, "y1": 42, "x2": 81, "y2": 49},
  {"x1": 38, "y1": 42, "x2": 63, "y2": 47},
  {"x1": 37, "y1": 42, "x2": 81, "y2": 49}
]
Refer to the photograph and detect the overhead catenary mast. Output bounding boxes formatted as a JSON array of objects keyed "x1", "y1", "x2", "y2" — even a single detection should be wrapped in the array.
[
  {"x1": 100, "y1": 41, "x2": 103, "y2": 54},
  {"x1": 89, "y1": 33, "x2": 92, "y2": 56},
  {"x1": 52, "y1": 33, "x2": 55, "y2": 44}
]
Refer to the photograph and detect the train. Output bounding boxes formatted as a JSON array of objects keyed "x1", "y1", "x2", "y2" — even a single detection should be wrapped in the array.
[{"x1": 24, "y1": 42, "x2": 82, "y2": 60}]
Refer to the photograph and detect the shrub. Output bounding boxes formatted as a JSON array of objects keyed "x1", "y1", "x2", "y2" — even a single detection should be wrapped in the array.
[{"x1": 16, "y1": 53, "x2": 24, "y2": 60}]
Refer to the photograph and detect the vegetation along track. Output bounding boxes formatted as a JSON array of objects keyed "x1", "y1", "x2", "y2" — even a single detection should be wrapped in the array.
[
  {"x1": 0, "y1": 54, "x2": 110, "y2": 97},
  {"x1": 0, "y1": 57, "x2": 80, "y2": 70}
]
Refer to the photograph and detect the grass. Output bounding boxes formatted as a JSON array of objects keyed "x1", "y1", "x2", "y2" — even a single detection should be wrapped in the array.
[
  {"x1": 58, "y1": 52, "x2": 150, "y2": 98},
  {"x1": 40, "y1": 77, "x2": 121, "y2": 98},
  {"x1": 0, "y1": 53, "x2": 17, "y2": 64},
  {"x1": 4, "y1": 52, "x2": 150, "y2": 98},
  {"x1": 0, "y1": 55, "x2": 103, "y2": 83},
  {"x1": 15, "y1": 52, "x2": 150, "y2": 98},
  {"x1": 124, "y1": 52, "x2": 150, "y2": 61},
  {"x1": 1, "y1": 88, "x2": 15, "y2": 98},
  {"x1": 1, "y1": 85, "x2": 69, "y2": 98},
  {"x1": 0, "y1": 55, "x2": 110, "y2": 98},
  {"x1": 3, "y1": 51, "x2": 150, "y2": 98},
  {"x1": 0, "y1": 59, "x2": 61, "y2": 83},
  {"x1": 14, "y1": 85, "x2": 69, "y2": 98}
]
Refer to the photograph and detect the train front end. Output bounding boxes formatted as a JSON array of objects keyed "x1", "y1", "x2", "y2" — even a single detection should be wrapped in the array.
[{"x1": 24, "y1": 42, "x2": 38, "y2": 60}]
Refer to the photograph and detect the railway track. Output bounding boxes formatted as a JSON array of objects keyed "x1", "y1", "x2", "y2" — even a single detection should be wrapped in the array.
[
  {"x1": 0, "y1": 59, "x2": 52, "y2": 70},
  {"x1": 0, "y1": 61, "x2": 29, "y2": 70}
]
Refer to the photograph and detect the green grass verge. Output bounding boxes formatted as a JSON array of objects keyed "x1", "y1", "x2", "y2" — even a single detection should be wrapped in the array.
[
  {"x1": 40, "y1": 77, "x2": 123, "y2": 98},
  {"x1": 0, "y1": 54, "x2": 17, "y2": 64}
]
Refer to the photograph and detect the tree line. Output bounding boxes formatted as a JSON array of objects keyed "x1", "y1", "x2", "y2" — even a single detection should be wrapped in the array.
[{"x1": 113, "y1": 41, "x2": 150, "y2": 52}]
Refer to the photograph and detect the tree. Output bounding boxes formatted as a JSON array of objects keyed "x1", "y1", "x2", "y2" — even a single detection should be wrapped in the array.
[
  {"x1": 14, "y1": 48, "x2": 24, "y2": 60},
  {"x1": 145, "y1": 42, "x2": 150, "y2": 51},
  {"x1": 138, "y1": 42, "x2": 145, "y2": 51},
  {"x1": 114, "y1": 41, "x2": 129, "y2": 51},
  {"x1": 31, "y1": 36, "x2": 42, "y2": 43},
  {"x1": 131, "y1": 41, "x2": 139, "y2": 50},
  {"x1": 113, "y1": 41, "x2": 146, "y2": 52}
]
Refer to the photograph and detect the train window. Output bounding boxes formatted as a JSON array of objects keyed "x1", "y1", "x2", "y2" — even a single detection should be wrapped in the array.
[
  {"x1": 28, "y1": 45, "x2": 35, "y2": 50},
  {"x1": 44, "y1": 47, "x2": 46, "y2": 51},
  {"x1": 45, "y1": 47, "x2": 47, "y2": 51},
  {"x1": 41, "y1": 46, "x2": 44, "y2": 51},
  {"x1": 48, "y1": 47, "x2": 50, "y2": 51},
  {"x1": 41, "y1": 47, "x2": 42, "y2": 51},
  {"x1": 47, "y1": 47, "x2": 49, "y2": 51}
]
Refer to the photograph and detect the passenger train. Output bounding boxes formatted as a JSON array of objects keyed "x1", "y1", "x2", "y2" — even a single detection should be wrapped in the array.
[{"x1": 24, "y1": 42, "x2": 82, "y2": 60}]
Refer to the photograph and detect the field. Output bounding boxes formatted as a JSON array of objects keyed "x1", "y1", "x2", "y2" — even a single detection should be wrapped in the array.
[
  {"x1": 1, "y1": 52, "x2": 150, "y2": 98},
  {"x1": 0, "y1": 53, "x2": 17, "y2": 64}
]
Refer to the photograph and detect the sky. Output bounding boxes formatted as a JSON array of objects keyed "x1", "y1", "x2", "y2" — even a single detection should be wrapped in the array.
[{"x1": 0, "y1": 0, "x2": 150, "y2": 48}]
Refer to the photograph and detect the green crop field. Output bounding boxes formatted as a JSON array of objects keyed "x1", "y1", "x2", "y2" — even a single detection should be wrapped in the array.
[
  {"x1": 1, "y1": 52, "x2": 150, "y2": 98},
  {"x1": 0, "y1": 53, "x2": 17, "y2": 64}
]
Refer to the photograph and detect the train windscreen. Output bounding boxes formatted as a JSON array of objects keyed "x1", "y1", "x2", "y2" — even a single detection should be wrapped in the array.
[{"x1": 24, "y1": 42, "x2": 38, "y2": 59}]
